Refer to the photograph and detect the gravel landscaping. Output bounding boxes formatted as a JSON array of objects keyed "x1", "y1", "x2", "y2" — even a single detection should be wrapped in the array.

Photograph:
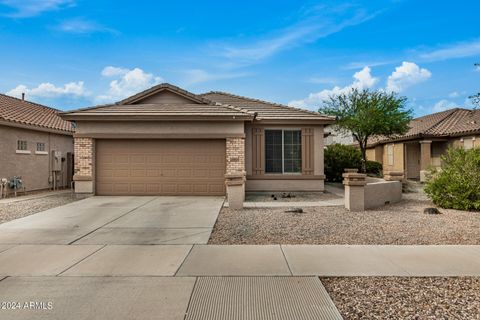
[
  {"x1": 322, "y1": 277, "x2": 480, "y2": 320},
  {"x1": 209, "y1": 192, "x2": 480, "y2": 245},
  {"x1": 0, "y1": 192, "x2": 86, "y2": 224}
]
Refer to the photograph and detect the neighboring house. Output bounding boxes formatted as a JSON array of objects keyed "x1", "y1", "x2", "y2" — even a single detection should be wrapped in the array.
[
  {"x1": 0, "y1": 94, "x2": 74, "y2": 194},
  {"x1": 60, "y1": 83, "x2": 335, "y2": 197},
  {"x1": 366, "y1": 108, "x2": 480, "y2": 181},
  {"x1": 324, "y1": 125, "x2": 355, "y2": 145}
]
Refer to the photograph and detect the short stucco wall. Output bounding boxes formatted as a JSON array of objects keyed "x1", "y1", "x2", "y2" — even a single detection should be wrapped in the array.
[
  {"x1": 246, "y1": 179, "x2": 324, "y2": 192},
  {"x1": 364, "y1": 179, "x2": 402, "y2": 209}
]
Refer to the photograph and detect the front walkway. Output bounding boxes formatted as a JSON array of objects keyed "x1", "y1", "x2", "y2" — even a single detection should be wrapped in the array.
[{"x1": 0, "y1": 244, "x2": 479, "y2": 277}]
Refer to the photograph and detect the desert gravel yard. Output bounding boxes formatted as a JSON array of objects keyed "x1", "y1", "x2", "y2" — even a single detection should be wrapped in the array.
[
  {"x1": 209, "y1": 193, "x2": 480, "y2": 245},
  {"x1": 321, "y1": 277, "x2": 480, "y2": 320},
  {"x1": 0, "y1": 192, "x2": 85, "y2": 224}
]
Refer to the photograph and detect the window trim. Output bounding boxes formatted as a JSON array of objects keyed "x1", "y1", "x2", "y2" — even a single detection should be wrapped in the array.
[
  {"x1": 264, "y1": 128, "x2": 302, "y2": 175},
  {"x1": 36, "y1": 142, "x2": 46, "y2": 152},
  {"x1": 17, "y1": 140, "x2": 28, "y2": 151}
]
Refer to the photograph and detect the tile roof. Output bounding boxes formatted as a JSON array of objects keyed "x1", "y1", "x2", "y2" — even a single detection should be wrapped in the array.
[
  {"x1": 200, "y1": 91, "x2": 335, "y2": 121},
  {"x1": 0, "y1": 93, "x2": 74, "y2": 133},
  {"x1": 368, "y1": 108, "x2": 480, "y2": 146},
  {"x1": 119, "y1": 83, "x2": 213, "y2": 105},
  {"x1": 65, "y1": 103, "x2": 252, "y2": 118}
]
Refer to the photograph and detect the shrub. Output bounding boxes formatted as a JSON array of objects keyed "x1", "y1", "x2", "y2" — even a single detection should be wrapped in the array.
[
  {"x1": 424, "y1": 147, "x2": 480, "y2": 211},
  {"x1": 324, "y1": 144, "x2": 362, "y2": 182},
  {"x1": 366, "y1": 160, "x2": 382, "y2": 176}
]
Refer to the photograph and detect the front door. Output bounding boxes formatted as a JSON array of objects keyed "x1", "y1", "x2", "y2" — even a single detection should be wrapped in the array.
[{"x1": 406, "y1": 143, "x2": 420, "y2": 180}]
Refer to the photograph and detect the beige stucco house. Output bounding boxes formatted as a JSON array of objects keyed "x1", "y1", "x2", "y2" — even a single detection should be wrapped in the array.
[
  {"x1": 60, "y1": 83, "x2": 335, "y2": 201},
  {"x1": 0, "y1": 94, "x2": 74, "y2": 195},
  {"x1": 366, "y1": 108, "x2": 480, "y2": 181}
]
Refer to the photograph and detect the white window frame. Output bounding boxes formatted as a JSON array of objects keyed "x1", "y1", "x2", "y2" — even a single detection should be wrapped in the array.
[{"x1": 264, "y1": 129, "x2": 302, "y2": 175}]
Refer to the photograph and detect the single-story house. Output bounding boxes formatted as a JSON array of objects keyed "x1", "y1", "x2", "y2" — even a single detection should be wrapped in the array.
[
  {"x1": 60, "y1": 83, "x2": 335, "y2": 200},
  {"x1": 0, "y1": 93, "x2": 74, "y2": 194},
  {"x1": 366, "y1": 108, "x2": 480, "y2": 181}
]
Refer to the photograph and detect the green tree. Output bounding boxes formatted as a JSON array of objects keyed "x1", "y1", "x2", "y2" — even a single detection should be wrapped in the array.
[{"x1": 320, "y1": 88, "x2": 413, "y2": 172}]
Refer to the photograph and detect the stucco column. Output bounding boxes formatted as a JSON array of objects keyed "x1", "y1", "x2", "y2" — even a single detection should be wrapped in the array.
[
  {"x1": 73, "y1": 137, "x2": 94, "y2": 193},
  {"x1": 225, "y1": 137, "x2": 245, "y2": 209},
  {"x1": 343, "y1": 172, "x2": 366, "y2": 211},
  {"x1": 419, "y1": 140, "x2": 432, "y2": 182}
]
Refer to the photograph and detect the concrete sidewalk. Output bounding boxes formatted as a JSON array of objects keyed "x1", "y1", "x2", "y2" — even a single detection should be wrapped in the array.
[{"x1": 0, "y1": 244, "x2": 479, "y2": 277}]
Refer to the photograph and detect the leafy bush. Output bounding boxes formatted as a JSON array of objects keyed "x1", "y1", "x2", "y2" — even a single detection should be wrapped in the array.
[
  {"x1": 366, "y1": 160, "x2": 382, "y2": 176},
  {"x1": 324, "y1": 144, "x2": 362, "y2": 182},
  {"x1": 424, "y1": 148, "x2": 480, "y2": 211}
]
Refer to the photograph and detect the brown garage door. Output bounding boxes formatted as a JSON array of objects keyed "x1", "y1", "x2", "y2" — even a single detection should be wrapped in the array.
[{"x1": 96, "y1": 139, "x2": 226, "y2": 195}]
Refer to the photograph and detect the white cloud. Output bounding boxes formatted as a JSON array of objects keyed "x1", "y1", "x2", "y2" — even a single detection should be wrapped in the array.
[
  {"x1": 182, "y1": 69, "x2": 249, "y2": 85},
  {"x1": 386, "y1": 62, "x2": 431, "y2": 93},
  {"x1": 57, "y1": 18, "x2": 117, "y2": 35},
  {"x1": 432, "y1": 99, "x2": 458, "y2": 113},
  {"x1": 96, "y1": 67, "x2": 164, "y2": 103},
  {"x1": 448, "y1": 91, "x2": 460, "y2": 98},
  {"x1": 420, "y1": 39, "x2": 480, "y2": 62},
  {"x1": 101, "y1": 66, "x2": 130, "y2": 77},
  {"x1": 0, "y1": 0, "x2": 74, "y2": 18},
  {"x1": 288, "y1": 66, "x2": 378, "y2": 109},
  {"x1": 7, "y1": 81, "x2": 88, "y2": 99},
  {"x1": 218, "y1": 4, "x2": 382, "y2": 66}
]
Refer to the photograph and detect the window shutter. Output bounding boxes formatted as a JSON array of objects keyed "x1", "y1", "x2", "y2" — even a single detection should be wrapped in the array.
[
  {"x1": 252, "y1": 127, "x2": 265, "y2": 175},
  {"x1": 301, "y1": 128, "x2": 314, "y2": 175}
]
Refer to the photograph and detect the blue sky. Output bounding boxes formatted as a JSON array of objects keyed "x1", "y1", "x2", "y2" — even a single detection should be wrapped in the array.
[{"x1": 0, "y1": 0, "x2": 479, "y2": 116}]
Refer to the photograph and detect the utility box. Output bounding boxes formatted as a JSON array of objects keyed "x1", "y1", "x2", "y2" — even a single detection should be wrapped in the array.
[{"x1": 51, "y1": 151, "x2": 63, "y2": 172}]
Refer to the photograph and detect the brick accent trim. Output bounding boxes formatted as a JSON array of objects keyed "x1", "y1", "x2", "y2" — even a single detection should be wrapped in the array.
[
  {"x1": 74, "y1": 137, "x2": 94, "y2": 177},
  {"x1": 226, "y1": 137, "x2": 245, "y2": 175}
]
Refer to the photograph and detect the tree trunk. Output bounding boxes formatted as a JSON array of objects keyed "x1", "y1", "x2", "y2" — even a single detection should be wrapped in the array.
[{"x1": 360, "y1": 141, "x2": 367, "y2": 173}]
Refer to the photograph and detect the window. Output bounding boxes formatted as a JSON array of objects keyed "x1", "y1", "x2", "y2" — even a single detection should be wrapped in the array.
[
  {"x1": 265, "y1": 129, "x2": 301, "y2": 173},
  {"x1": 17, "y1": 140, "x2": 27, "y2": 151},
  {"x1": 387, "y1": 144, "x2": 394, "y2": 166},
  {"x1": 36, "y1": 142, "x2": 46, "y2": 152}
]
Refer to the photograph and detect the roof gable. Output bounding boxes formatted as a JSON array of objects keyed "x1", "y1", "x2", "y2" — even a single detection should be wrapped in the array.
[{"x1": 119, "y1": 83, "x2": 212, "y2": 105}]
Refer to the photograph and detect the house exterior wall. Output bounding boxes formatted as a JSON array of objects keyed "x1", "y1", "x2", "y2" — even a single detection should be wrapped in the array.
[
  {"x1": 366, "y1": 145, "x2": 384, "y2": 164},
  {"x1": 244, "y1": 123, "x2": 325, "y2": 192},
  {"x1": 382, "y1": 142, "x2": 404, "y2": 173},
  {"x1": 74, "y1": 121, "x2": 244, "y2": 137},
  {"x1": 449, "y1": 135, "x2": 480, "y2": 149},
  {"x1": 0, "y1": 124, "x2": 73, "y2": 194}
]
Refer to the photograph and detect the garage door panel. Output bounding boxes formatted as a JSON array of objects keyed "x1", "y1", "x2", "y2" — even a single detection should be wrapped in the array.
[{"x1": 96, "y1": 140, "x2": 226, "y2": 196}]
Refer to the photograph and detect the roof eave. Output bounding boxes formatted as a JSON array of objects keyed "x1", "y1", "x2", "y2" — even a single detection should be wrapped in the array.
[
  {"x1": 0, "y1": 119, "x2": 74, "y2": 135},
  {"x1": 60, "y1": 114, "x2": 253, "y2": 121}
]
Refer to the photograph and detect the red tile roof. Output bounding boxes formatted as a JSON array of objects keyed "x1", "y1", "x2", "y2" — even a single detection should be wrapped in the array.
[
  {"x1": 368, "y1": 108, "x2": 480, "y2": 146},
  {"x1": 0, "y1": 93, "x2": 74, "y2": 133}
]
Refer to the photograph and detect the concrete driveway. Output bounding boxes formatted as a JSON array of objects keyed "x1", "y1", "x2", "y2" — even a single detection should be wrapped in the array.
[{"x1": 0, "y1": 196, "x2": 224, "y2": 245}]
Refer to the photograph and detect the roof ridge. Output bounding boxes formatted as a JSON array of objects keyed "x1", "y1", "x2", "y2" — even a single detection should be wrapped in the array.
[
  {"x1": 0, "y1": 93, "x2": 62, "y2": 113},
  {"x1": 201, "y1": 91, "x2": 328, "y2": 117},
  {"x1": 119, "y1": 83, "x2": 214, "y2": 105}
]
